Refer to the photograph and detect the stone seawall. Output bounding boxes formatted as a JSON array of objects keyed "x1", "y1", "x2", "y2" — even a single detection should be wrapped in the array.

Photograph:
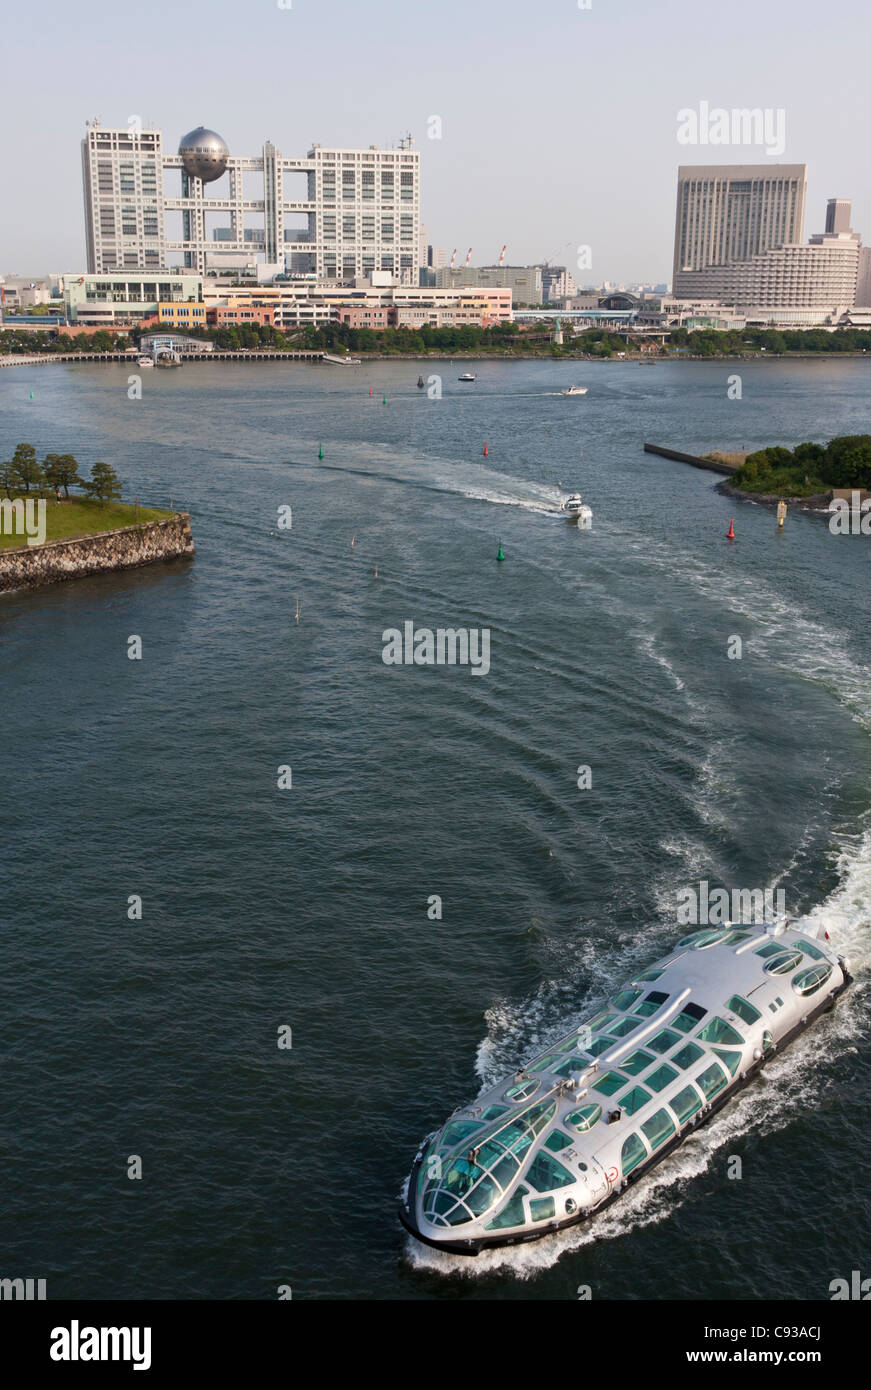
[{"x1": 0, "y1": 514, "x2": 194, "y2": 594}]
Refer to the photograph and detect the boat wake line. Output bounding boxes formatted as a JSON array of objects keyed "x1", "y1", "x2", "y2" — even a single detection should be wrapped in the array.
[{"x1": 297, "y1": 449, "x2": 567, "y2": 516}]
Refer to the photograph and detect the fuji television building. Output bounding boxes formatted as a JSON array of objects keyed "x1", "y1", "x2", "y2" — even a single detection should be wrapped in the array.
[{"x1": 81, "y1": 122, "x2": 422, "y2": 285}]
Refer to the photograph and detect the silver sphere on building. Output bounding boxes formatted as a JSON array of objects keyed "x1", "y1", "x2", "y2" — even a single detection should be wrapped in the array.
[{"x1": 178, "y1": 127, "x2": 229, "y2": 182}]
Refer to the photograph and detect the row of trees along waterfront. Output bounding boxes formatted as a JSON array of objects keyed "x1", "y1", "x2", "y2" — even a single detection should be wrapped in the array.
[{"x1": 1, "y1": 444, "x2": 122, "y2": 504}]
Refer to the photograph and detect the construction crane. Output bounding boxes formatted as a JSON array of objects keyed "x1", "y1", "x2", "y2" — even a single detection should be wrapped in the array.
[{"x1": 542, "y1": 240, "x2": 572, "y2": 268}]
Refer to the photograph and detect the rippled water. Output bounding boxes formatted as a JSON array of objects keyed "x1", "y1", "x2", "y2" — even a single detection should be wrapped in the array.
[{"x1": 1, "y1": 356, "x2": 869, "y2": 1300}]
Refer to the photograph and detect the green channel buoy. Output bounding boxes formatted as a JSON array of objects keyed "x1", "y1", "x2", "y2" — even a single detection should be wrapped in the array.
[
  {"x1": 496, "y1": 542, "x2": 505, "y2": 562},
  {"x1": 318, "y1": 444, "x2": 324, "y2": 459},
  {"x1": 29, "y1": 391, "x2": 34, "y2": 399},
  {"x1": 382, "y1": 395, "x2": 387, "y2": 405}
]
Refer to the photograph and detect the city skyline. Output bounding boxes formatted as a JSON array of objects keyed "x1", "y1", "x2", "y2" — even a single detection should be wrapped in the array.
[{"x1": 2, "y1": 0, "x2": 869, "y2": 279}]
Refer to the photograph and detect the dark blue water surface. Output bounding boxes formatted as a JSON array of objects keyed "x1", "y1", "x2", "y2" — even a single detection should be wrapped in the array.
[{"x1": 1, "y1": 357, "x2": 869, "y2": 1299}]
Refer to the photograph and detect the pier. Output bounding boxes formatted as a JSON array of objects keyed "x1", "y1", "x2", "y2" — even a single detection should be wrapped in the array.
[
  {"x1": 1, "y1": 349, "x2": 327, "y2": 368},
  {"x1": 643, "y1": 443, "x2": 744, "y2": 475}
]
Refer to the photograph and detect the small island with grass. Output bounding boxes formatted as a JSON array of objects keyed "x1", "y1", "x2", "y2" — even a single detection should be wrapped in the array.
[
  {"x1": 724, "y1": 434, "x2": 871, "y2": 506},
  {"x1": 0, "y1": 442, "x2": 194, "y2": 593}
]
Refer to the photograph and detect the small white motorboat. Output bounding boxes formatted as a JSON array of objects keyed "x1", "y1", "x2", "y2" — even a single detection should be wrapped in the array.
[
  {"x1": 561, "y1": 493, "x2": 585, "y2": 517},
  {"x1": 138, "y1": 356, "x2": 154, "y2": 368},
  {"x1": 561, "y1": 385, "x2": 588, "y2": 396},
  {"x1": 458, "y1": 372, "x2": 477, "y2": 382}
]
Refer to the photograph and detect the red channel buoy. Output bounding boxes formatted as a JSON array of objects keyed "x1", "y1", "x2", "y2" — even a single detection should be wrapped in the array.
[
  {"x1": 726, "y1": 518, "x2": 735, "y2": 540},
  {"x1": 483, "y1": 441, "x2": 489, "y2": 456}
]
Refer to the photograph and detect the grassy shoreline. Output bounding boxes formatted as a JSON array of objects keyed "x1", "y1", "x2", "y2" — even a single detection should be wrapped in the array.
[{"x1": 0, "y1": 497, "x2": 175, "y2": 550}]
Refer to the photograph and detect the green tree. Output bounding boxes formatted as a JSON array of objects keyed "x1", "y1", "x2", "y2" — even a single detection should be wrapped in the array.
[
  {"x1": 0, "y1": 460, "x2": 17, "y2": 497},
  {"x1": 11, "y1": 442, "x2": 43, "y2": 494},
  {"x1": 85, "y1": 460, "x2": 123, "y2": 505},
  {"x1": 43, "y1": 452, "x2": 82, "y2": 497}
]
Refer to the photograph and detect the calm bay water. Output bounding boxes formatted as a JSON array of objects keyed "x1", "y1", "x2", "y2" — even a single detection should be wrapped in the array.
[{"x1": 1, "y1": 356, "x2": 869, "y2": 1300}]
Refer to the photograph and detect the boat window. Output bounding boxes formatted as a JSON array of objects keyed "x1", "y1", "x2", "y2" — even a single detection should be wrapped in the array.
[
  {"x1": 648, "y1": 1027, "x2": 681, "y2": 1054},
  {"x1": 695, "y1": 1061, "x2": 728, "y2": 1100},
  {"x1": 620, "y1": 1085, "x2": 652, "y2": 1116},
  {"x1": 792, "y1": 938, "x2": 828, "y2": 962},
  {"x1": 528, "y1": 1054, "x2": 562, "y2": 1073},
  {"x1": 764, "y1": 949, "x2": 803, "y2": 976},
  {"x1": 588, "y1": 1010, "x2": 614, "y2": 1031},
  {"x1": 621, "y1": 1049, "x2": 656, "y2": 1076},
  {"x1": 485, "y1": 1186, "x2": 529, "y2": 1231},
  {"x1": 677, "y1": 928, "x2": 732, "y2": 949},
  {"x1": 526, "y1": 1152, "x2": 575, "y2": 1192},
  {"x1": 672, "y1": 1041, "x2": 704, "y2": 1069},
  {"x1": 645, "y1": 1063, "x2": 678, "y2": 1093},
  {"x1": 671, "y1": 1001, "x2": 707, "y2": 1033},
  {"x1": 641, "y1": 1108, "x2": 676, "y2": 1151},
  {"x1": 503, "y1": 1079, "x2": 540, "y2": 1102},
  {"x1": 445, "y1": 1201, "x2": 478, "y2": 1226},
  {"x1": 428, "y1": 1189, "x2": 460, "y2": 1218},
  {"x1": 633, "y1": 989, "x2": 670, "y2": 1017},
  {"x1": 612, "y1": 988, "x2": 642, "y2": 1011},
  {"x1": 545, "y1": 1130, "x2": 573, "y2": 1153},
  {"x1": 633, "y1": 968, "x2": 664, "y2": 983},
  {"x1": 565, "y1": 1104, "x2": 602, "y2": 1132},
  {"x1": 524, "y1": 1101, "x2": 557, "y2": 1134},
  {"x1": 792, "y1": 963, "x2": 833, "y2": 997},
  {"x1": 551, "y1": 1055, "x2": 591, "y2": 1079},
  {"x1": 621, "y1": 1132, "x2": 648, "y2": 1176},
  {"x1": 465, "y1": 1175, "x2": 502, "y2": 1218},
  {"x1": 669, "y1": 1084, "x2": 703, "y2": 1125},
  {"x1": 723, "y1": 929, "x2": 752, "y2": 944},
  {"x1": 417, "y1": 1141, "x2": 438, "y2": 1195},
  {"x1": 439, "y1": 1120, "x2": 484, "y2": 1149},
  {"x1": 696, "y1": 1017, "x2": 744, "y2": 1046},
  {"x1": 713, "y1": 1048, "x2": 742, "y2": 1076},
  {"x1": 756, "y1": 942, "x2": 789, "y2": 959},
  {"x1": 587, "y1": 1037, "x2": 613, "y2": 1058},
  {"x1": 605, "y1": 1017, "x2": 641, "y2": 1039},
  {"x1": 725, "y1": 995, "x2": 761, "y2": 1025},
  {"x1": 441, "y1": 1156, "x2": 482, "y2": 1199},
  {"x1": 530, "y1": 1196, "x2": 556, "y2": 1222},
  {"x1": 592, "y1": 1071, "x2": 626, "y2": 1096},
  {"x1": 482, "y1": 1105, "x2": 508, "y2": 1121}
]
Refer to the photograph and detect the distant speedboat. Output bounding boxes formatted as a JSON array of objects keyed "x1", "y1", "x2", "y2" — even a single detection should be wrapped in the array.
[
  {"x1": 561, "y1": 385, "x2": 588, "y2": 396},
  {"x1": 561, "y1": 493, "x2": 585, "y2": 517},
  {"x1": 458, "y1": 372, "x2": 477, "y2": 382}
]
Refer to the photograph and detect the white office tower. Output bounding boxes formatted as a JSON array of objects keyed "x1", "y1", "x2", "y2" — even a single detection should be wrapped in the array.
[{"x1": 82, "y1": 122, "x2": 421, "y2": 285}]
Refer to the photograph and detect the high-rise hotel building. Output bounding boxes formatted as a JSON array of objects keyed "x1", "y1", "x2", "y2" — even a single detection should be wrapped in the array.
[
  {"x1": 673, "y1": 164, "x2": 807, "y2": 289},
  {"x1": 81, "y1": 122, "x2": 422, "y2": 285},
  {"x1": 672, "y1": 165, "x2": 861, "y2": 314}
]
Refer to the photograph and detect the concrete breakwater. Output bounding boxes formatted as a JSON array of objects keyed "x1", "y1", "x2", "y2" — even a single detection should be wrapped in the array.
[
  {"x1": 643, "y1": 442, "x2": 743, "y2": 474},
  {"x1": 0, "y1": 513, "x2": 194, "y2": 593}
]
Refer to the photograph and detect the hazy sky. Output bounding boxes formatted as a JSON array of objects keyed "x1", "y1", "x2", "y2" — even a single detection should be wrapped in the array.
[{"x1": 2, "y1": 0, "x2": 869, "y2": 281}]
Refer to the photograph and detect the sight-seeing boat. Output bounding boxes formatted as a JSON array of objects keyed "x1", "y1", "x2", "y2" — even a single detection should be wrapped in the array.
[
  {"x1": 458, "y1": 372, "x2": 477, "y2": 382},
  {"x1": 399, "y1": 917, "x2": 851, "y2": 1256}
]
